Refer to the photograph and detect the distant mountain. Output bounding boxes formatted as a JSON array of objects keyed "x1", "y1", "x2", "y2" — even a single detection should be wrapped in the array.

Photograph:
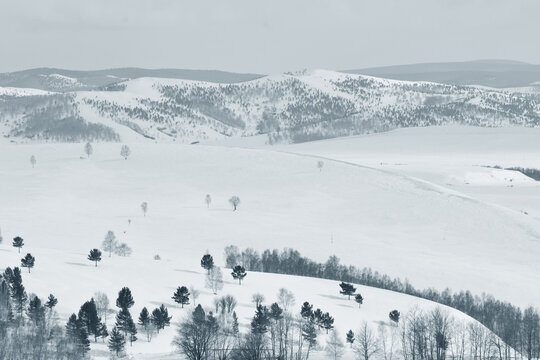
[
  {"x1": 0, "y1": 67, "x2": 264, "y2": 92},
  {"x1": 1, "y1": 69, "x2": 539, "y2": 143},
  {"x1": 343, "y1": 60, "x2": 540, "y2": 88}
]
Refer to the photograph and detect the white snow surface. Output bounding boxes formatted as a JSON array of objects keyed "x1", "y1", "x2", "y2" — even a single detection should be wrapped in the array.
[{"x1": 0, "y1": 137, "x2": 511, "y2": 358}]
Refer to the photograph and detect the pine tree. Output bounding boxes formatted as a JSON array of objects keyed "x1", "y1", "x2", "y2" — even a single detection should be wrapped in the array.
[
  {"x1": 346, "y1": 330, "x2": 355, "y2": 347},
  {"x1": 65, "y1": 313, "x2": 91, "y2": 357},
  {"x1": 10, "y1": 267, "x2": 27, "y2": 318},
  {"x1": 313, "y1": 308, "x2": 323, "y2": 328},
  {"x1": 21, "y1": 253, "x2": 35, "y2": 273},
  {"x1": 339, "y1": 282, "x2": 356, "y2": 300},
  {"x1": 322, "y1": 312, "x2": 334, "y2": 334},
  {"x1": 232, "y1": 311, "x2": 239, "y2": 335},
  {"x1": 231, "y1": 265, "x2": 247, "y2": 285},
  {"x1": 115, "y1": 307, "x2": 133, "y2": 337},
  {"x1": 85, "y1": 142, "x2": 93, "y2": 157},
  {"x1": 87, "y1": 249, "x2": 102, "y2": 267},
  {"x1": 138, "y1": 307, "x2": 151, "y2": 328},
  {"x1": 79, "y1": 298, "x2": 102, "y2": 341},
  {"x1": 355, "y1": 294, "x2": 364, "y2": 308},
  {"x1": 300, "y1": 301, "x2": 313, "y2": 320},
  {"x1": 200, "y1": 254, "x2": 214, "y2": 273},
  {"x1": 302, "y1": 321, "x2": 318, "y2": 359},
  {"x1": 251, "y1": 304, "x2": 270, "y2": 334},
  {"x1": 151, "y1": 304, "x2": 171, "y2": 333},
  {"x1": 127, "y1": 315, "x2": 137, "y2": 346},
  {"x1": 12, "y1": 236, "x2": 24, "y2": 253},
  {"x1": 389, "y1": 310, "x2": 400, "y2": 324},
  {"x1": 108, "y1": 326, "x2": 126, "y2": 356},
  {"x1": 45, "y1": 294, "x2": 58, "y2": 309},
  {"x1": 27, "y1": 296, "x2": 45, "y2": 326},
  {"x1": 98, "y1": 322, "x2": 109, "y2": 342},
  {"x1": 116, "y1": 287, "x2": 134, "y2": 310},
  {"x1": 172, "y1": 286, "x2": 190, "y2": 308}
]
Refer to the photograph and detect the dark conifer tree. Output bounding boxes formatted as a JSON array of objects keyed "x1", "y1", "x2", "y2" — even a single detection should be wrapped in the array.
[
  {"x1": 339, "y1": 282, "x2": 356, "y2": 300},
  {"x1": 45, "y1": 294, "x2": 58, "y2": 309},
  {"x1": 87, "y1": 249, "x2": 102, "y2": 267},
  {"x1": 251, "y1": 304, "x2": 270, "y2": 334},
  {"x1": 389, "y1": 310, "x2": 400, "y2": 324},
  {"x1": 302, "y1": 321, "x2": 318, "y2": 359},
  {"x1": 232, "y1": 311, "x2": 239, "y2": 335},
  {"x1": 269, "y1": 302, "x2": 284, "y2": 321},
  {"x1": 127, "y1": 315, "x2": 137, "y2": 346},
  {"x1": 65, "y1": 313, "x2": 91, "y2": 357},
  {"x1": 300, "y1": 301, "x2": 313, "y2": 321},
  {"x1": 313, "y1": 308, "x2": 323, "y2": 328},
  {"x1": 116, "y1": 287, "x2": 134, "y2": 310},
  {"x1": 151, "y1": 304, "x2": 171, "y2": 333},
  {"x1": 10, "y1": 267, "x2": 27, "y2": 318},
  {"x1": 108, "y1": 326, "x2": 126, "y2": 356},
  {"x1": 12, "y1": 236, "x2": 24, "y2": 253},
  {"x1": 138, "y1": 307, "x2": 151, "y2": 328},
  {"x1": 200, "y1": 254, "x2": 214, "y2": 274},
  {"x1": 115, "y1": 307, "x2": 133, "y2": 337},
  {"x1": 172, "y1": 286, "x2": 190, "y2": 308},
  {"x1": 322, "y1": 312, "x2": 334, "y2": 334},
  {"x1": 346, "y1": 330, "x2": 355, "y2": 347},
  {"x1": 231, "y1": 265, "x2": 247, "y2": 285},
  {"x1": 79, "y1": 298, "x2": 102, "y2": 341},
  {"x1": 21, "y1": 253, "x2": 35, "y2": 273},
  {"x1": 355, "y1": 294, "x2": 364, "y2": 308},
  {"x1": 27, "y1": 296, "x2": 45, "y2": 327}
]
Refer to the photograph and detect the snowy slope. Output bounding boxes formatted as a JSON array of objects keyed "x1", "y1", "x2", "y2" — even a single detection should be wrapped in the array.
[{"x1": 1, "y1": 70, "x2": 540, "y2": 143}]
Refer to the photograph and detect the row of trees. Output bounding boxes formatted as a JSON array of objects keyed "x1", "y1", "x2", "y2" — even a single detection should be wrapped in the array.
[{"x1": 225, "y1": 246, "x2": 540, "y2": 360}]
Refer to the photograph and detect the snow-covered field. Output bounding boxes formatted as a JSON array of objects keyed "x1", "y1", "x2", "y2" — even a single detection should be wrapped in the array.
[{"x1": 0, "y1": 126, "x2": 537, "y2": 357}]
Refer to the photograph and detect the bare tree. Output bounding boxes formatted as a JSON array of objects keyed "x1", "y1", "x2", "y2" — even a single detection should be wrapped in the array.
[
  {"x1": 354, "y1": 322, "x2": 379, "y2": 360},
  {"x1": 229, "y1": 196, "x2": 240, "y2": 211},
  {"x1": 205, "y1": 194, "x2": 212, "y2": 208},
  {"x1": 189, "y1": 286, "x2": 200, "y2": 307},
  {"x1": 206, "y1": 266, "x2": 224, "y2": 295},
  {"x1": 277, "y1": 288, "x2": 295, "y2": 312},
  {"x1": 141, "y1": 202, "x2": 148, "y2": 216},
  {"x1": 378, "y1": 324, "x2": 398, "y2": 360},
  {"x1": 94, "y1": 291, "x2": 110, "y2": 323},
  {"x1": 120, "y1": 145, "x2": 131, "y2": 160},
  {"x1": 326, "y1": 330, "x2": 345, "y2": 360},
  {"x1": 30, "y1": 155, "x2": 36, "y2": 168},
  {"x1": 102, "y1": 230, "x2": 117, "y2": 257},
  {"x1": 252, "y1": 293, "x2": 265, "y2": 308},
  {"x1": 317, "y1": 160, "x2": 324, "y2": 172}
]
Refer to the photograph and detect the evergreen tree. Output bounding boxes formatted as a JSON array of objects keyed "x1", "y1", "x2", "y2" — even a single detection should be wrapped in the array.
[
  {"x1": 21, "y1": 253, "x2": 35, "y2": 273},
  {"x1": 200, "y1": 254, "x2": 214, "y2": 273},
  {"x1": 12, "y1": 236, "x2": 24, "y2": 253},
  {"x1": 127, "y1": 315, "x2": 137, "y2": 346},
  {"x1": 98, "y1": 322, "x2": 109, "y2": 342},
  {"x1": 138, "y1": 307, "x2": 151, "y2": 328},
  {"x1": 269, "y1": 302, "x2": 284, "y2": 321},
  {"x1": 251, "y1": 304, "x2": 270, "y2": 334},
  {"x1": 10, "y1": 267, "x2": 27, "y2": 318},
  {"x1": 313, "y1": 308, "x2": 323, "y2": 328},
  {"x1": 27, "y1": 296, "x2": 45, "y2": 327},
  {"x1": 232, "y1": 311, "x2": 239, "y2": 335},
  {"x1": 339, "y1": 282, "x2": 356, "y2": 300},
  {"x1": 302, "y1": 321, "x2": 318, "y2": 359},
  {"x1": 87, "y1": 249, "x2": 102, "y2": 267},
  {"x1": 45, "y1": 294, "x2": 58, "y2": 309},
  {"x1": 115, "y1": 307, "x2": 133, "y2": 337},
  {"x1": 355, "y1": 294, "x2": 364, "y2": 308},
  {"x1": 108, "y1": 326, "x2": 126, "y2": 357},
  {"x1": 151, "y1": 304, "x2": 171, "y2": 333},
  {"x1": 172, "y1": 286, "x2": 190, "y2": 308},
  {"x1": 85, "y1": 142, "x2": 93, "y2": 157},
  {"x1": 231, "y1": 265, "x2": 247, "y2": 285},
  {"x1": 389, "y1": 310, "x2": 400, "y2": 324},
  {"x1": 300, "y1": 301, "x2": 313, "y2": 320},
  {"x1": 79, "y1": 298, "x2": 102, "y2": 341},
  {"x1": 322, "y1": 312, "x2": 334, "y2": 334},
  {"x1": 65, "y1": 313, "x2": 91, "y2": 357},
  {"x1": 346, "y1": 330, "x2": 355, "y2": 347},
  {"x1": 116, "y1": 287, "x2": 134, "y2": 310}
]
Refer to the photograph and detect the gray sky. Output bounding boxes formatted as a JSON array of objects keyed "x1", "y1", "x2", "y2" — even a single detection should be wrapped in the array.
[{"x1": 0, "y1": 0, "x2": 539, "y2": 74}]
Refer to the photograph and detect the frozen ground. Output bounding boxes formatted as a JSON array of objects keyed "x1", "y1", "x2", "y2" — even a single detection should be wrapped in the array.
[{"x1": 0, "y1": 127, "x2": 536, "y2": 357}]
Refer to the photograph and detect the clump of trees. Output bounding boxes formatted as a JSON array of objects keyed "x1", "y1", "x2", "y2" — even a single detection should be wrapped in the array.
[{"x1": 101, "y1": 230, "x2": 132, "y2": 258}]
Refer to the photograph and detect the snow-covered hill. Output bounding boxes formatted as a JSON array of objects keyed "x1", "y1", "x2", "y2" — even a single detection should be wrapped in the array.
[
  {"x1": 1, "y1": 70, "x2": 539, "y2": 143},
  {"x1": 0, "y1": 140, "x2": 513, "y2": 359}
]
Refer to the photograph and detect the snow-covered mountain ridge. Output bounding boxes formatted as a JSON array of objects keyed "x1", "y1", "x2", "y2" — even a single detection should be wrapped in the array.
[{"x1": 1, "y1": 69, "x2": 539, "y2": 143}]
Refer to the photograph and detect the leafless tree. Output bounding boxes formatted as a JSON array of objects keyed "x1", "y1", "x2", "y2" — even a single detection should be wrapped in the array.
[
  {"x1": 317, "y1": 160, "x2": 324, "y2": 172},
  {"x1": 102, "y1": 230, "x2": 117, "y2": 257},
  {"x1": 229, "y1": 196, "x2": 240, "y2": 211},
  {"x1": 252, "y1": 293, "x2": 265, "y2": 308},
  {"x1": 84, "y1": 142, "x2": 93, "y2": 158},
  {"x1": 326, "y1": 330, "x2": 345, "y2": 360},
  {"x1": 94, "y1": 291, "x2": 110, "y2": 323},
  {"x1": 206, "y1": 266, "x2": 224, "y2": 295},
  {"x1": 354, "y1": 322, "x2": 379, "y2": 360},
  {"x1": 120, "y1": 145, "x2": 131, "y2": 160},
  {"x1": 378, "y1": 323, "x2": 398, "y2": 360},
  {"x1": 205, "y1": 194, "x2": 212, "y2": 208},
  {"x1": 30, "y1": 155, "x2": 36, "y2": 168}
]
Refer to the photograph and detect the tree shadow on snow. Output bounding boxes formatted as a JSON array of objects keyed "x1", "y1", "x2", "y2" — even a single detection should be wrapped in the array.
[{"x1": 65, "y1": 262, "x2": 91, "y2": 267}]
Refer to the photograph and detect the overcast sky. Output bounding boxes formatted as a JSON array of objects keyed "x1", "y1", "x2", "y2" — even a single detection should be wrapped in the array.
[{"x1": 0, "y1": 0, "x2": 539, "y2": 74}]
